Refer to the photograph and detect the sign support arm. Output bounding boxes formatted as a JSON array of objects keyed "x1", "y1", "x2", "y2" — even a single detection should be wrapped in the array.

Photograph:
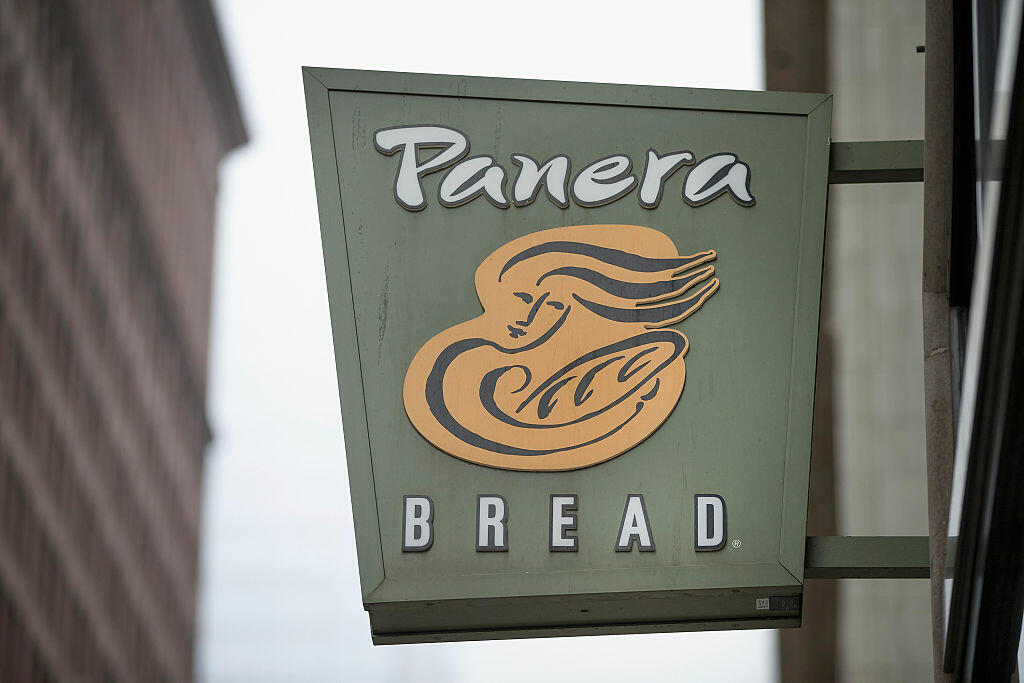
[
  {"x1": 804, "y1": 535, "x2": 930, "y2": 578},
  {"x1": 828, "y1": 140, "x2": 924, "y2": 184}
]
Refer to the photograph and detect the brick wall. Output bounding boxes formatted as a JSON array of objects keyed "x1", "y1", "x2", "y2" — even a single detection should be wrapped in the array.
[{"x1": 0, "y1": 0, "x2": 243, "y2": 679}]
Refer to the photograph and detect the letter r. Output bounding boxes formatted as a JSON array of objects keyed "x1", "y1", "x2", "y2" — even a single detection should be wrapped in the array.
[{"x1": 476, "y1": 495, "x2": 509, "y2": 551}]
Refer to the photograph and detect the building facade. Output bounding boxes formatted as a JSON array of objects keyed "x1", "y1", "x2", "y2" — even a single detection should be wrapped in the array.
[
  {"x1": 766, "y1": 1, "x2": 932, "y2": 680},
  {"x1": 771, "y1": 0, "x2": 1024, "y2": 680},
  {"x1": 828, "y1": 3, "x2": 932, "y2": 680},
  {"x1": 0, "y1": 0, "x2": 244, "y2": 680}
]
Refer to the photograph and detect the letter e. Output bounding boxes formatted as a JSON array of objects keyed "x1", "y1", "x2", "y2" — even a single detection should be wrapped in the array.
[{"x1": 550, "y1": 494, "x2": 579, "y2": 552}]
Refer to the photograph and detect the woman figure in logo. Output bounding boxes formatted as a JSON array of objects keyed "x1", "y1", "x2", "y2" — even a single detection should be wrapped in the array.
[{"x1": 404, "y1": 224, "x2": 719, "y2": 471}]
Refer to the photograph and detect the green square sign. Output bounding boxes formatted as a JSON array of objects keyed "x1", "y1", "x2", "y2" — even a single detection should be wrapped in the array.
[{"x1": 304, "y1": 68, "x2": 831, "y2": 644}]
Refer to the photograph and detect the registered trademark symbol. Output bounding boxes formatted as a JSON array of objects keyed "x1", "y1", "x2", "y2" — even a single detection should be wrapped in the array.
[{"x1": 731, "y1": 539, "x2": 742, "y2": 549}]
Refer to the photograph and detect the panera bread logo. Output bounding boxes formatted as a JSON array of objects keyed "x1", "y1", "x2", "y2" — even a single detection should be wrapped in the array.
[{"x1": 403, "y1": 225, "x2": 718, "y2": 471}]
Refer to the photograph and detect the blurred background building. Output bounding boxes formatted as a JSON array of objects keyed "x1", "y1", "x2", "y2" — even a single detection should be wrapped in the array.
[
  {"x1": 828, "y1": 4, "x2": 931, "y2": 681},
  {"x1": 0, "y1": 0, "x2": 244, "y2": 680},
  {"x1": 0, "y1": 0, "x2": 991, "y2": 680},
  {"x1": 767, "y1": 1, "x2": 932, "y2": 681}
]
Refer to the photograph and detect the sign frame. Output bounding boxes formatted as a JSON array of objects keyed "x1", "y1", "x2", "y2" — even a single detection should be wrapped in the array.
[{"x1": 304, "y1": 67, "x2": 832, "y2": 643}]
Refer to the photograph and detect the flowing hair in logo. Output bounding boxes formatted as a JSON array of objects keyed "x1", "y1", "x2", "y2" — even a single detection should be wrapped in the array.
[
  {"x1": 498, "y1": 238, "x2": 718, "y2": 329},
  {"x1": 405, "y1": 224, "x2": 719, "y2": 471}
]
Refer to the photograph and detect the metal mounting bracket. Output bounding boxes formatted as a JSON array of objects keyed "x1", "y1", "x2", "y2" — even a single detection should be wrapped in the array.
[
  {"x1": 829, "y1": 140, "x2": 924, "y2": 184},
  {"x1": 805, "y1": 536, "x2": 930, "y2": 579}
]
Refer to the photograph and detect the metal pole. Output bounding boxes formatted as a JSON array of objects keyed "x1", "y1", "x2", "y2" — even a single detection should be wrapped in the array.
[{"x1": 923, "y1": 0, "x2": 956, "y2": 680}]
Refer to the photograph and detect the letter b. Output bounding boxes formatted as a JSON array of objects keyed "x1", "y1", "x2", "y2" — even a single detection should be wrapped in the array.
[{"x1": 402, "y1": 495, "x2": 434, "y2": 551}]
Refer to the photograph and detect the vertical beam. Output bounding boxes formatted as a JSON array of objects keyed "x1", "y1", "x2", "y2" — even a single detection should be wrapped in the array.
[
  {"x1": 923, "y1": 0, "x2": 956, "y2": 680},
  {"x1": 765, "y1": 1, "x2": 837, "y2": 681},
  {"x1": 764, "y1": 0, "x2": 829, "y2": 92}
]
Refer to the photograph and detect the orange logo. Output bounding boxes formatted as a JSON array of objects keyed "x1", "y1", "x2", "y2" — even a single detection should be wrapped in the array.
[{"x1": 403, "y1": 225, "x2": 719, "y2": 471}]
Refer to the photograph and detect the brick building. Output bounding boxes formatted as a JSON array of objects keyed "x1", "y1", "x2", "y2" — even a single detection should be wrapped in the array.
[{"x1": 0, "y1": 0, "x2": 244, "y2": 680}]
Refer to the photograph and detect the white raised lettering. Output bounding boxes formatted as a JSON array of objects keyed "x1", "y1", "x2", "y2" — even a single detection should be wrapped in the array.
[
  {"x1": 571, "y1": 154, "x2": 636, "y2": 207},
  {"x1": 374, "y1": 125, "x2": 469, "y2": 211},
  {"x1": 615, "y1": 494, "x2": 655, "y2": 552},
  {"x1": 550, "y1": 494, "x2": 579, "y2": 551},
  {"x1": 402, "y1": 495, "x2": 433, "y2": 551},
  {"x1": 683, "y1": 153, "x2": 755, "y2": 207},
  {"x1": 694, "y1": 494, "x2": 726, "y2": 551},
  {"x1": 511, "y1": 154, "x2": 570, "y2": 208},
  {"x1": 639, "y1": 149, "x2": 694, "y2": 208},
  {"x1": 476, "y1": 495, "x2": 509, "y2": 551},
  {"x1": 439, "y1": 156, "x2": 510, "y2": 208}
]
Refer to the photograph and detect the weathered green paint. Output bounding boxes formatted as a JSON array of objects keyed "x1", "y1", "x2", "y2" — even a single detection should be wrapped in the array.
[
  {"x1": 828, "y1": 140, "x2": 925, "y2": 184},
  {"x1": 304, "y1": 67, "x2": 832, "y2": 643},
  {"x1": 370, "y1": 589, "x2": 801, "y2": 645}
]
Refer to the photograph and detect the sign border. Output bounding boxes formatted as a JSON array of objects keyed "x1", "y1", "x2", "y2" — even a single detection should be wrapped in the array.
[{"x1": 303, "y1": 67, "x2": 831, "y2": 629}]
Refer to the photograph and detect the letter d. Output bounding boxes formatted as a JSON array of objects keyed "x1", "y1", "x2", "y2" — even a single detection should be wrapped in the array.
[{"x1": 694, "y1": 494, "x2": 726, "y2": 551}]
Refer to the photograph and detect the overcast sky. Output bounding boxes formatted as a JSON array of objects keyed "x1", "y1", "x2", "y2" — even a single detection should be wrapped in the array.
[{"x1": 195, "y1": 1, "x2": 772, "y2": 681}]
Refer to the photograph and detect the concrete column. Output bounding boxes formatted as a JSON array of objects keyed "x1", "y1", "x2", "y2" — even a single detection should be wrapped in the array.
[
  {"x1": 828, "y1": 2, "x2": 931, "y2": 681},
  {"x1": 764, "y1": 2, "x2": 837, "y2": 681}
]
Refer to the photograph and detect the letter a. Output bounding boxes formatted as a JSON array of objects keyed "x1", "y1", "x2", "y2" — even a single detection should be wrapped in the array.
[{"x1": 615, "y1": 494, "x2": 655, "y2": 552}]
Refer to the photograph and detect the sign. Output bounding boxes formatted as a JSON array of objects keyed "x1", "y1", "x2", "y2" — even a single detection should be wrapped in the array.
[{"x1": 304, "y1": 68, "x2": 832, "y2": 643}]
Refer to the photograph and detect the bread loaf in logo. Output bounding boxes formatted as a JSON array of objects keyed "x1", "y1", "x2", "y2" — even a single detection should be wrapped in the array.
[{"x1": 404, "y1": 224, "x2": 719, "y2": 471}]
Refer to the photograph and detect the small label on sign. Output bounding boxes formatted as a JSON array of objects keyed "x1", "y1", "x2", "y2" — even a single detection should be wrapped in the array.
[
  {"x1": 769, "y1": 595, "x2": 801, "y2": 612},
  {"x1": 755, "y1": 598, "x2": 770, "y2": 611}
]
